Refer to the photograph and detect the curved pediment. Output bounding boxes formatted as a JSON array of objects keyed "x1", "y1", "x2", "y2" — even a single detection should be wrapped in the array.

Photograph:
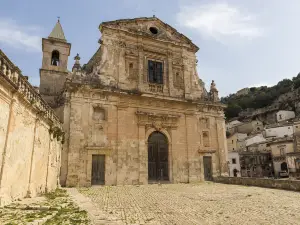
[{"x1": 99, "y1": 17, "x2": 199, "y2": 52}]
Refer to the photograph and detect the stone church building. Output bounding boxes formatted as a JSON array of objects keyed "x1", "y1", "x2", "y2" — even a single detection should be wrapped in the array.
[{"x1": 40, "y1": 17, "x2": 228, "y2": 187}]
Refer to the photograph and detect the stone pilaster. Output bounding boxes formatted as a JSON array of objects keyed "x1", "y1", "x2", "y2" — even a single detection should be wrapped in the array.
[
  {"x1": 216, "y1": 117, "x2": 228, "y2": 176},
  {"x1": 138, "y1": 125, "x2": 147, "y2": 184}
]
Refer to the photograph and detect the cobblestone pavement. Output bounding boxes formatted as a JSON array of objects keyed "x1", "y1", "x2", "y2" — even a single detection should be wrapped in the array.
[{"x1": 78, "y1": 182, "x2": 300, "y2": 225}]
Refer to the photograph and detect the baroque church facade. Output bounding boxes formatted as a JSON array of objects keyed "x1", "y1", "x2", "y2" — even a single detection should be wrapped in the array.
[{"x1": 40, "y1": 17, "x2": 228, "y2": 187}]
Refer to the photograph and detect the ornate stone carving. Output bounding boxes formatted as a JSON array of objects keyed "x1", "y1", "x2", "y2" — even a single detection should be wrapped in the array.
[
  {"x1": 209, "y1": 80, "x2": 219, "y2": 102},
  {"x1": 198, "y1": 147, "x2": 216, "y2": 154},
  {"x1": 173, "y1": 68, "x2": 184, "y2": 89},
  {"x1": 148, "y1": 83, "x2": 163, "y2": 93},
  {"x1": 136, "y1": 111, "x2": 180, "y2": 130}
]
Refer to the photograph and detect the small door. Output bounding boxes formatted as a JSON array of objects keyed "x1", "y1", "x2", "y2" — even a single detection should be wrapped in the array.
[
  {"x1": 203, "y1": 156, "x2": 213, "y2": 181},
  {"x1": 92, "y1": 155, "x2": 105, "y2": 185}
]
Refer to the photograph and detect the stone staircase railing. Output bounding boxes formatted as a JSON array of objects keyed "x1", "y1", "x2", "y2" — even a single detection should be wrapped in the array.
[{"x1": 0, "y1": 49, "x2": 61, "y2": 127}]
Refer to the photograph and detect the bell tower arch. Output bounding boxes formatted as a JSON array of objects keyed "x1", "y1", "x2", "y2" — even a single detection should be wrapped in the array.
[{"x1": 39, "y1": 19, "x2": 71, "y2": 107}]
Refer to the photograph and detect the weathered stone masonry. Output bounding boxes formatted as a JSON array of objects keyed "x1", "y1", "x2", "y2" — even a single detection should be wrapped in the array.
[
  {"x1": 52, "y1": 17, "x2": 229, "y2": 187},
  {"x1": 0, "y1": 50, "x2": 62, "y2": 206}
]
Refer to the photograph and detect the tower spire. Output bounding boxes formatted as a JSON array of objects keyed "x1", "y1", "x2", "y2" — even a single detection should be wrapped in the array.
[{"x1": 48, "y1": 18, "x2": 66, "y2": 42}]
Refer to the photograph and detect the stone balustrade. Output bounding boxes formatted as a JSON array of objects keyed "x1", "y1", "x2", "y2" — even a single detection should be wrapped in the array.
[
  {"x1": 0, "y1": 50, "x2": 61, "y2": 127},
  {"x1": 148, "y1": 83, "x2": 163, "y2": 93}
]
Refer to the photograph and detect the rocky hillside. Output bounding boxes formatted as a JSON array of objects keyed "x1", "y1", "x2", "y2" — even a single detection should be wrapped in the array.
[{"x1": 221, "y1": 73, "x2": 300, "y2": 122}]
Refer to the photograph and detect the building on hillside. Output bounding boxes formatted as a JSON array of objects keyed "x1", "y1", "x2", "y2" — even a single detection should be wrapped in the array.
[
  {"x1": 227, "y1": 132, "x2": 247, "y2": 152},
  {"x1": 267, "y1": 137, "x2": 294, "y2": 178},
  {"x1": 39, "y1": 17, "x2": 228, "y2": 187},
  {"x1": 245, "y1": 134, "x2": 266, "y2": 147},
  {"x1": 286, "y1": 152, "x2": 300, "y2": 179},
  {"x1": 226, "y1": 120, "x2": 242, "y2": 131},
  {"x1": 276, "y1": 110, "x2": 295, "y2": 122},
  {"x1": 239, "y1": 150, "x2": 273, "y2": 178},
  {"x1": 264, "y1": 124, "x2": 294, "y2": 138},
  {"x1": 235, "y1": 120, "x2": 263, "y2": 134},
  {"x1": 239, "y1": 141, "x2": 273, "y2": 178},
  {"x1": 228, "y1": 151, "x2": 241, "y2": 177}
]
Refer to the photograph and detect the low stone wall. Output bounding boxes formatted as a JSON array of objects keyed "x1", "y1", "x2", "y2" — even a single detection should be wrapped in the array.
[
  {"x1": 0, "y1": 50, "x2": 63, "y2": 206},
  {"x1": 214, "y1": 176, "x2": 300, "y2": 191}
]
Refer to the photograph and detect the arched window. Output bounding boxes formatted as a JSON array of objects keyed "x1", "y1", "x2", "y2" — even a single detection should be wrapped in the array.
[
  {"x1": 51, "y1": 50, "x2": 60, "y2": 66},
  {"x1": 92, "y1": 107, "x2": 105, "y2": 121}
]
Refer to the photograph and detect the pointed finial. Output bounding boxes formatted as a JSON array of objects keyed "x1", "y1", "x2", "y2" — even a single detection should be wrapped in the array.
[
  {"x1": 72, "y1": 53, "x2": 81, "y2": 72},
  {"x1": 57, "y1": 16, "x2": 60, "y2": 23},
  {"x1": 74, "y1": 53, "x2": 80, "y2": 61}
]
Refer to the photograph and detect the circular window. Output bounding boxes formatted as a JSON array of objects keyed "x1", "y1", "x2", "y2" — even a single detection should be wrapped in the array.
[{"x1": 149, "y1": 27, "x2": 158, "y2": 34}]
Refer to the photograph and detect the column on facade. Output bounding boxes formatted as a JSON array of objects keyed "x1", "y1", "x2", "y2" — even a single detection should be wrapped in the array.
[
  {"x1": 66, "y1": 101, "x2": 83, "y2": 187},
  {"x1": 137, "y1": 41, "x2": 144, "y2": 91},
  {"x1": 216, "y1": 117, "x2": 228, "y2": 176},
  {"x1": 167, "y1": 50, "x2": 174, "y2": 96},
  {"x1": 185, "y1": 113, "x2": 201, "y2": 182},
  {"x1": 138, "y1": 125, "x2": 147, "y2": 184},
  {"x1": 60, "y1": 93, "x2": 71, "y2": 186}
]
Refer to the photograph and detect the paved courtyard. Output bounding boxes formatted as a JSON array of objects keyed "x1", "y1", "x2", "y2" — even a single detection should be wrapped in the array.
[{"x1": 77, "y1": 182, "x2": 300, "y2": 225}]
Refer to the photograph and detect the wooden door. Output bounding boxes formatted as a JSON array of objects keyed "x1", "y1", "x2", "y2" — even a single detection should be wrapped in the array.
[
  {"x1": 91, "y1": 155, "x2": 105, "y2": 185},
  {"x1": 148, "y1": 132, "x2": 168, "y2": 181},
  {"x1": 203, "y1": 156, "x2": 213, "y2": 181}
]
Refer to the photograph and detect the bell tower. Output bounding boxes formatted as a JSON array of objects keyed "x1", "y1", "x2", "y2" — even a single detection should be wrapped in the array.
[{"x1": 39, "y1": 19, "x2": 71, "y2": 107}]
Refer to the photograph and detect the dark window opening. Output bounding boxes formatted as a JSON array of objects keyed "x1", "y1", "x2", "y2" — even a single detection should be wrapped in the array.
[
  {"x1": 281, "y1": 162, "x2": 288, "y2": 171},
  {"x1": 51, "y1": 50, "x2": 60, "y2": 66},
  {"x1": 148, "y1": 60, "x2": 163, "y2": 84},
  {"x1": 149, "y1": 27, "x2": 158, "y2": 34},
  {"x1": 232, "y1": 158, "x2": 236, "y2": 164}
]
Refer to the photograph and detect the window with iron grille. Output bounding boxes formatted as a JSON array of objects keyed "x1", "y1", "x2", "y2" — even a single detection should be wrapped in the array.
[{"x1": 148, "y1": 60, "x2": 163, "y2": 84}]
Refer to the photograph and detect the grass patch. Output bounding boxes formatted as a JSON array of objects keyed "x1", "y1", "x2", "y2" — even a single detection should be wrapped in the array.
[
  {"x1": 44, "y1": 189, "x2": 68, "y2": 200},
  {"x1": 0, "y1": 189, "x2": 90, "y2": 225}
]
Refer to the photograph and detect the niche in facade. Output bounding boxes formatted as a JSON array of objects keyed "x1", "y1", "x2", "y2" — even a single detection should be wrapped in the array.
[
  {"x1": 92, "y1": 107, "x2": 105, "y2": 122},
  {"x1": 203, "y1": 131, "x2": 210, "y2": 147},
  {"x1": 200, "y1": 118, "x2": 209, "y2": 129}
]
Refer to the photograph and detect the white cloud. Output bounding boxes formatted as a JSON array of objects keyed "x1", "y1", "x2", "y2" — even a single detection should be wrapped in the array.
[
  {"x1": 177, "y1": 2, "x2": 263, "y2": 43},
  {"x1": 0, "y1": 18, "x2": 41, "y2": 52}
]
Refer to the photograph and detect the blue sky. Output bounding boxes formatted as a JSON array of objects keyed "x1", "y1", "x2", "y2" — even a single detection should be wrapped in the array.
[{"x1": 1, "y1": 0, "x2": 300, "y2": 96}]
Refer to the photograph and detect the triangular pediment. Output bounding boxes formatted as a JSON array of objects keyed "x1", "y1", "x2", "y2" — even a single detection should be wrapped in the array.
[{"x1": 100, "y1": 17, "x2": 198, "y2": 51}]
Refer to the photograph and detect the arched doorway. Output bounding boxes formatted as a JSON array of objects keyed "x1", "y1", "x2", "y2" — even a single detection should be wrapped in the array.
[{"x1": 148, "y1": 131, "x2": 169, "y2": 181}]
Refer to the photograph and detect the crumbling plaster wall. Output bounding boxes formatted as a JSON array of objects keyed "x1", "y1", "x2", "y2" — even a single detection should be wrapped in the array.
[{"x1": 0, "y1": 79, "x2": 62, "y2": 207}]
